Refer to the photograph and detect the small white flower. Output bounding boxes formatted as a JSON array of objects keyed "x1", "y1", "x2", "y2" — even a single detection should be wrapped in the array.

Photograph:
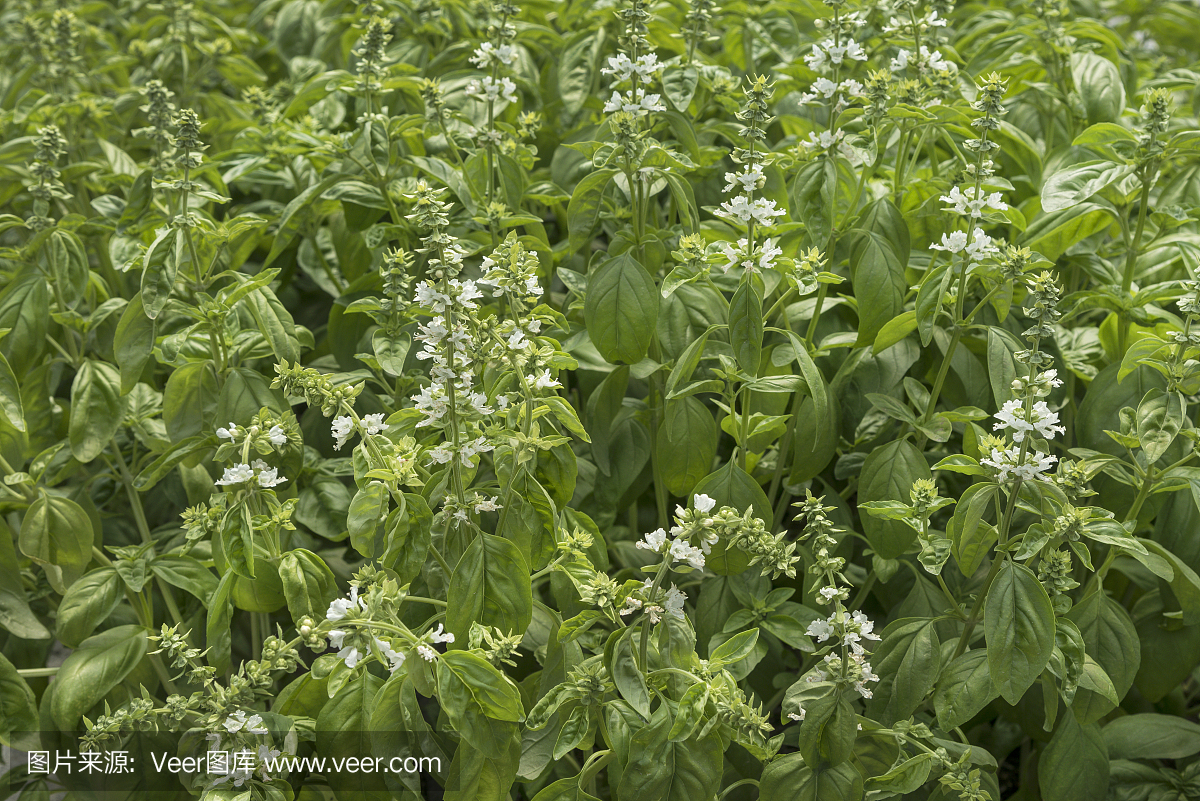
[
  {"x1": 931, "y1": 230, "x2": 969, "y2": 253},
  {"x1": 427, "y1": 445, "x2": 454, "y2": 465},
  {"x1": 417, "y1": 645, "x2": 438, "y2": 662},
  {"x1": 256, "y1": 467, "x2": 287, "y2": 488},
  {"x1": 267, "y1": 425, "x2": 287, "y2": 447},
  {"x1": 375, "y1": 637, "x2": 406, "y2": 673},
  {"x1": 217, "y1": 423, "x2": 238, "y2": 440},
  {"x1": 669, "y1": 539, "x2": 705, "y2": 569},
  {"x1": 637, "y1": 528, "x2": 668, "y2": 553},
  {"x1": 360, "y1": 413, "x2": 387, "y2": 436},
  {"x1": 217, "y1": 463, "x2": 255, "y2": 486},
  {"x1": 326, "y1": 587, "x2": 362, "y2": 622},
  {"x1": 474, "y1": 495, "x2": 502, "y2": 513},
  {"x1": 427, "y1": 623, "x2": 456, "y2": 644},
  {"x1": 807, "y1": 618, "x2": 835, "y2": 642},
  {"x1": 338, "y1": 645, "x2": 361, "y2": 669},
  {"x1": 819, "y1": 586, "x2": 839, "y2": 601},
  {"x1": 694, "y1": 494, "x2": 716, "y2": 514},
  {"x1": 664, "y1": 585, "x2": 687, "y2": 619},
  {"x1": 533, "y1": 369, "x2": 561, "y2": 390},
  {"x1": 331, "y1": 416, "x2": 355, "y2": 450}
]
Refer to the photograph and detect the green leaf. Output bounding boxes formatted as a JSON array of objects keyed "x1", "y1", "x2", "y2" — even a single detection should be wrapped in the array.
[
  {"x1": 584, "y1": 252, "x2": 659, "y2": 365},
  {"x1": 985, "y1": 561, "x2": 1056, "y2": 704},
  {"x1": 616, "y1": 706, "x2": 724, "y2": 801},
  {"x1": 437, "y1": 649, "x2": 523, "y2": 760},
  {"x1": 446, "y1": 533, "x2": 532, "y2": 644},
  {"x1": 19, "y1": 492, "x2": 94, "y2": 594},
  {"x1": 567, "y1": 169, "x2": 616, "y2": 253},
  {"x1": 347, "y1": 481, "x2": 389, "y2": 559},
  {"x1": 658, "y1": 396, "x2": 718, "y2": 496},
  {"x1": 871, "y1": 618, "x2": 942, "y2": 720},
  {"x1": 55, "y1": 568, "x2": 123, "y2": 647},
  {"x1": 760, "y1": 753, "x2": 864, "y2": 801},
  {"x1": 1041, "y1": 160, "x2": 1133, "y2": 212},
  {"x1": 865, "y1": 753, "x2": 935, "y2": 795},
  {"x1": 610, "y1": 629, "x2": 650, "y2": 719},
  {"x1": 150, "y1": 555, "x2": 219, "y2": 606},
  {"x1": 51, "y1": 625, "x2": 148, "y2": 730},
  {"x1": 0, "y1": 520, "x2": 50, "y2": 639},
  {"x1": 728, "y1": 281, "x2": 763, "y2": 375},
  {"x1": 207, "y1": 571, "x2": 235, "y2": 674},
  {"x1": 1020, "y1": 202, "x2": 1114, "y2": 261},
  {"x1": 934, "y1": 649, "x2": 997, "y2": 730},
  {"x1": 1071, "y1": 52, "x2": 1126, "y2": 126},
  {"x1": 0, "y1": 651, "x2": 38, "y2": 746},
  {"x1": 849, "y1": 231, "x2": 906, "y2": 348},
  {"x1": 68, "y1": 360, "x2": 125, "y2": 463},
  {"x1": 1102, "y1": 714, "x2": 1200, "y2": 760},
  {"x1": 709, "y1": 628, "x2": 759, "y2": 669},
  {"x1": 162, "y1": 361, "x2": 219, "y2": 443},
  {"x1": 0, "y1": 352, "x2": 24, "y2": 433},
  {"x1": 278, "y1": 548, "x2": 338, "y2": 627},
  {"x1": 113, "y1": 292, "x2": 156, "y2": 394},
  {"x1": 859, "y1": 440, "x2": 931, "y2": 559},
  {"x1": 1039, "y1": 713, "x2": 1109, "y2": 801}
]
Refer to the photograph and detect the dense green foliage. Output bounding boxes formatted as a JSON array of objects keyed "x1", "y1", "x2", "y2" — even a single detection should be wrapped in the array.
[{"x1": 3, "y1": 0, "x2": 1200, "y2": 799}]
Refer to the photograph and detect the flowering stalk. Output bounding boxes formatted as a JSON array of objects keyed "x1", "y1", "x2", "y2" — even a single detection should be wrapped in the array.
[
  {"x1": 918, "y1": 74, "x2": 1010, "y2": 434},
  {"x1": 467, "y1": 0, "x2": 520, "y2": 246}
]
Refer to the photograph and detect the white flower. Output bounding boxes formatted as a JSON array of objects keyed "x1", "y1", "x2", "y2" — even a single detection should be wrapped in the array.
[
  {"x1": 466, "y1": 76, "x2": 518, "y2": 104},
  {"x1": 469, "y1": 392, "x2": 495, "y2": 415},
  {"x1": 603, "y1": 88, "x2": 665, "y2": 116},
  {"x1": 602, "y1": 53, "x2": 659, "y2": 81},
  {"x1": 931, "y1": 230, "x2": 969, "y2": 253},
  {"x1": 360, "y1": 413, "x2": 386, "y2": 436},
  {"x1": 759, "y1": 238, "x2": 782, "y2": 271},
  {"x1": 669, "y1": 539, "x2": 706, "y2": 569},
  {"x1": 964, "y1": 228, "x2": 999, "y2": 262},
  {"x1": 217, "y1": 423, "x2": 238, "y2": 440},
  {"x1": 637, "y1": 528, "x2": 668, "y2": 552},
  {"x1": 216, "y1": 464, "x2": 255, "y2": 486},
  {"x1": 338, "y1": 645, "x2": 361, "y2": 669},
  {"x1": 982, "y1": 446, "x2": 1058, "y2": 482},
  {"x1": 694, "y1": 494, "x2": 716, "y2": 514},
  {"x1": 427, "y1": 623, "x2": 456, "y2": 644},
  {"x1": 256, "y1": 466, "x2": 287, "y2": 488},
  {"x1": 326, "y1": 587, "x2": 363, "y2": 622},
  {"x1": 470, "y1": 42, "x2": 519, "y2": 68},
  {"x1": 807, "y1": 618, "x2": 835, "y2": 642},
  {"x1": 819, "y1": 586, "x2": 839, "y2": 602},
  {"x1": 722, "y1": 166, "x2": 765, "y2": 194},
  {"x1": 533, "y1": 369, "x2": 561, "y2": 389},
  {"x1": 375, "y1": 637, "x2": 407, "y2": 672},
  {"x1": 267, "y1": 425, "x2": 287, "y2": 447},
  {"x1": 331, "y1": 416, "x2": 355, "y2": 450},
  {"x1": 223, "y1": 711, "x2": 268, "y2": 735},
  {"x1": 474, "y1": 495, "x2": 502, "y2": 513},
  {"x1": 427, "y1": 445, "x2": 454, "y2": 465},
  {"x1": 620, "y1": 596, "x2": 643, "y2": 616},
  {"x1": 716, "y1": 196, "x2": 786, "y2": 226},
  {"x1": 993, "y1": 400, "x2": 1064, "y2": 442},
  {"x1": 664, "y1": 585, "x2": 687, "y2": 619},
  {"x1": 417, "y1": 645, "x2": 438, "y2": 662},
  {"x1": 458, "y1": 436, "x2": 494, "y2": 468},
  {"x1": 841, "y1": 78, "x2": 864, "y2": 96}
]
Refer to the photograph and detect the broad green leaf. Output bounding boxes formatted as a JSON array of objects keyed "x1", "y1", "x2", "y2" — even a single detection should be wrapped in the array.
[
  {"x1": 1039, "y1": 713, "x2": 1109, "y2": 801},
  {"x1": 51, "y1": 625, "x2": 148, "y2": 730},
  {"x1": 68, "y1": 360, "x2": 125, "y2": 463},
  {"x1": 584, "y1": 252, "x2": 658, "y2": 365},
  {"x1": 985, "y1": 561, "x2": 1056, "y2": 704},
  {"x1": 728, "y1": 281, "x2": 763, "y2": 375},
  {"x1": 934, "y1": 649, "x2": 997, "y2": 730},
  {"x1": 445, "y1": 533, "x2": 532, "y2": 643},
  {"x1": 19, "y1": 492, "x2": 94, "y2": 594},
  {"x1": 1102, "y1": 714, "x2": 1200, "y2": 760}
]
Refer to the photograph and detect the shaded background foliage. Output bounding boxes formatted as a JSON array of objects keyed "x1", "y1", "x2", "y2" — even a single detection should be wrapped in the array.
[{"x1": 2, "y1": 0, "x2": 1200, "y2": 800}]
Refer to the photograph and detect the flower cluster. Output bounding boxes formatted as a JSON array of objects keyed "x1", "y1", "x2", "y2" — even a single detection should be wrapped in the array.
[{"x1": 791, "y1": 492, "x2": 881, "y2": 702}]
